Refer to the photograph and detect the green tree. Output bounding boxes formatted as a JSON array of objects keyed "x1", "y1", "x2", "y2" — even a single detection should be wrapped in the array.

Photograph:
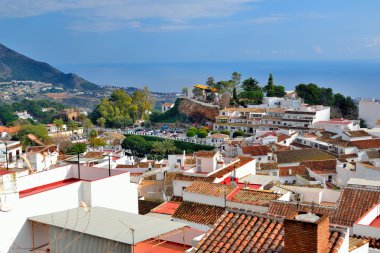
[
  {"x1": 231, "y1": 72, "x2": 241, "y2": 90},
  {"x1": 121, "y1": 135, "x2": 151, "y2": 156},
  {"x1": 182, "y1": 87, "x2": 189, "y2": 97},
  {"x1": 187, "y1": 130, "x2": 196, "y2": 137},
  {"x1": 68, "y1": 143, "x2": 87, "y2": 155},
  {"x1": 206, "y1": 77, "x2": 216, "y2": 87},
  {"x1": 265, "y1": 73, "x2": 276, "y2": 97},
  {"x1": 152, "y1": 139, "x2": 176, "y2": 157},
  {"x1": 96, "y1": 117, "x2": 106, "y2": 129},
  {"x1": 67, "y1": 120, "x2": 78, "y2": 134},
  {"x1": 197, "y1": 129, "x2": 208, "y2": 139},
  {"x1": 274, "y1": 85, "x2": 286, "y2": 97},
  {"x1": 83, "y1": 118, "x2": 93, "y2": 136},
  {"x1": 232, "y1": 87, "x2": 238, "y2": 102},
  {"x1": 239, "y1": 90, "x2": 264, "y2": 104},
  {"x1": 241, "y1": 77, "x2": 260, "y2": 92},
  {"x1": 360, "y1": 118, "x2": 368, "y2": 128},
  {"x1": 220, "y1": 130, "x2": 230, "y2": 135},
  {"x1": 89, "y1": 137, "x2": 107, "y2": 147},
  {"x1": 14, "y1": 124, "x2": 49, "y2": 147},
  {"x1": 89, "y1": 129, "x2": 98, "y2": 139},
  {"x1": 53, "y1": 118, "x2": 64, "y2": 132},
  {"x1": 232, "y1": 130, "x2": 245, "y2": 138}
]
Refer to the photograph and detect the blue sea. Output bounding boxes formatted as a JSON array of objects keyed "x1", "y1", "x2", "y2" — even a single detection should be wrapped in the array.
[{"x1": 58, "y1": 61, "x2": 380, "y2": 98}]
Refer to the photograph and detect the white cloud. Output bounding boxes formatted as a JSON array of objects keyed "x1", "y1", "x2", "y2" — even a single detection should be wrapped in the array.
[
  {"x1": 366, "y1": 36, "x2": 380, "y2": 48},
  {"x1": 0, "y1": 0, "x2": 258, "y2": 32},
  {"x1": 247, "y1": 14, "x2": 288, "y2": 24},
  {"x1": 314, "y1": 46, "x2": 323, "y2": 54}
]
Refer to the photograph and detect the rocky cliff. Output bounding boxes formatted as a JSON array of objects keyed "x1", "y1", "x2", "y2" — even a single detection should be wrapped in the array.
[{"x1": 178, "y1": 98, "x2": 220, "y2": 122}]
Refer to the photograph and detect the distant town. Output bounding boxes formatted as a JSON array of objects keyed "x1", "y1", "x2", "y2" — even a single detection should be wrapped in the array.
[{"x1": 1, "y1": 71, "x2": 380, "y2": 253}]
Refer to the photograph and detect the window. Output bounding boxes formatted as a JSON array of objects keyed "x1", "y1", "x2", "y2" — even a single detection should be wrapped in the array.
[{"x1": 258, "y1": 157, "x2": 262, "y2": 161}]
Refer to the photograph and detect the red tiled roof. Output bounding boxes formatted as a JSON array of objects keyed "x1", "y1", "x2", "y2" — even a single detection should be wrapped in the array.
[
  {"x1": 150, "y1": 201, "x2": 181, "y2": 215},
  {"x1": 138, "y1": 199, "x2": 163, "y2": 215},
  {"x1": 331, "y1": 187, "x2": 380, "y2": 227},
  {"x1": 276, "y1": 148, "x2": 336, "y2": 164},
  {"x1": 258, "y1": 162, "x2": 278, "y2": 171},
  {"x1": 349, "y1": 139, "x2": 380, "y2": 149},
  {"x1": 277, "y1": 134, "x2": 290, "y2": 142},
  {"x1": 300, "y1": 159, "x2": 337, "y2": 172},
  {"x1": 172, "y1": 174, "x2": 215, "y2": 182},
  {"x1": 352, "y1": 235, "x2": 380, "y2": 250},
  {"x1": 84, "y1": 151, "x2": 104, "y2": 159},
  {"x1": 278, "y1": 165, "x2": 307, "y2": 177},
  {"x1": 184, "y1": 181, "x2": 236, "y2": 197},
  {"x1": 195, "y1": 151, "x2": 217, "y2": 158},
  {"x1": 269, "y1": 201, "x2": 337, "y2": 218},
  {"x1": 172, "y1": 201, "x2": 225, "y2": 226},
  {"x1": 228, "y1": 188, "x2": 280, "y2": 207},
  {"x1": 209, "y1": 156, "x2": 254, "y2": 179},
  {"x1": 242, "y1": 145, "x2": 271, "y2": 156},
  {"x1": 344, "y1": 130, "x2": 371, "y2": 138},
  {"x1": 194, "y1": 211, "x2": 346, "y2": 253}
]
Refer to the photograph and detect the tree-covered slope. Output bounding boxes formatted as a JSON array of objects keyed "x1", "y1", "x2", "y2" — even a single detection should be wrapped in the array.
[{"x1": 0, "y1": 43, "x2": 98, "y2": 90}]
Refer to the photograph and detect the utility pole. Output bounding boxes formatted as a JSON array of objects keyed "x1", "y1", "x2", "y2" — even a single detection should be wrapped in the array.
[
  {"x1": 108, "y1": 155, "x2": 111, "y2": 177},
  {"x1": 5, "y1": 142, "x2": 8, "y2": 170},
  {"x1": 77, "y1": 153, "x2": 81, "y2": 179}
]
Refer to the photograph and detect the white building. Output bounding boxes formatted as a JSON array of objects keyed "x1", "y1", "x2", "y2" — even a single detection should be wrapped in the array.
[
  {"x1": 313, "y1": 118, "x2": 360, "y2": 134},
  {"x1": 0, "y1": 140, "x2": 22, "y2": 168},
  {"x1": 205, "y1": 133, "x2": 229, "y2": 147},
  {"x1": 0, "y1": 164, "x2": 138, "y2": 253},
  {"x1": 15, "y1": 111, "x2": 33, "y2": 120},
  {"x1": 359, "y1": 99, "x2": 380, "y2": 128},
  {"x1": 162, "y1": 102, "x2": 174, "y2": 113}
]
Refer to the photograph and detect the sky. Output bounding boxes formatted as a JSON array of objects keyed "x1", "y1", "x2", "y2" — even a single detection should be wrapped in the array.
[{"x1": 0, "y1": 0, "x2": 380, "y2": 94}]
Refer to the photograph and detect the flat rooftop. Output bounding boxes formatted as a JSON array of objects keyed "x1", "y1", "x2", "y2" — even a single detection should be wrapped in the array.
[{"x1": 29, "y1": 206, "x2": 187, "y2": 245}]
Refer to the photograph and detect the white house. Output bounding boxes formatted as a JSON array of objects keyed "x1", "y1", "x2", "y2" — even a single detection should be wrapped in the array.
[
  {"x1": 162, "y1": 102, "x2": 174, "y2": 113},
  {"x1": 359, "y1": 99, "x2": 380, "y2": 128},
  {"x1": 0, "y1": 164, "x2": 138, "y2": 253},
  {"x1": 206, "y1": 133, "x2": 229, "y2": 147}
]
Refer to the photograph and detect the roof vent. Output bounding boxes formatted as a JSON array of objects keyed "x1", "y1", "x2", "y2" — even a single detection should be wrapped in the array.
[{"x1": 295, "y1": 213, "x2": 320, "y2": 223}]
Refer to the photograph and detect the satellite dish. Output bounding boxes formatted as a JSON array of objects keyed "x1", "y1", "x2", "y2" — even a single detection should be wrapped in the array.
[{"x1": 0, "y1": 203, "x2": 13, "y2": 212}]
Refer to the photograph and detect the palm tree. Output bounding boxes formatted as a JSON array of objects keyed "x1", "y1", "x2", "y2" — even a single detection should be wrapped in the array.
[
  {"x1": 53, "y1": 118, "x2": 64, "y2": 134},
  {"x1": 67, "y1": 120, "x2": 78, "y2": 135},
  {"x1": 152, "y1": 140, "x2": 176, "y2": 158}
]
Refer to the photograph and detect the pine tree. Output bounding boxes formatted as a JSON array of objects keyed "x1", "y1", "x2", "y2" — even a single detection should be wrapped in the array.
[
  {"x1": 266, "y1": 73, "x2": 276, "y2": 97},
  {"x1": 232, "y1": 87, "x2": 238, "y2": 102}
]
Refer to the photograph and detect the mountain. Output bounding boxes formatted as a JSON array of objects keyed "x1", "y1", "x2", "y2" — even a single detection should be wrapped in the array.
[{"x1": 0, "y1": 43, "x2": 99, "y2": 90}]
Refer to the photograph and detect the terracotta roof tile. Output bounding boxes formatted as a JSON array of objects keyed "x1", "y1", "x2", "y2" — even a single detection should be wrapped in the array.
[
  {"x1": 269, "y1": 201, "x2": 337, "y2": 218},
  {"x1": 349, "y1": 139, "x2": 380, "y2": 149},
  {"x1": 228, "y1": 189, "x2": 280, "y2": 207},
  {"x1": 184, "y1": 181, "x2": 236, "y2": 197},
  {"x1": 276, "y1": 148, "x2": 336, "y2": 164},
  {"x1": 300, "y1": 159, "x2": 337, "y2": 172},
  {"x1": 195, "y1": 151, "x2": 217, "y2": 158},
  {"x1": 173, "y1": 174, "x2": 215, "y2": 182},
  {"x1": 209, "y1": 156, "x2": 254, "y2": 179},
  {"x1": 331, "y1": 187, "x2": 380, "y2": 227},
  {"x1": 242, "y1": 145, "x2": 272, "y2": 156},
  {"x1": 278, "y1": 165, "x2": 307, "y2": 177},
  {"x1": 173, "y1": 201, "x2": 225, "y2": 226},
  {"x1": 259, "y1": 162, "x2": 279, "y2": 171},
  {"x1": 344, "y1": 130, "x2": 371, "y2": 138},
  {"x1": 84, "y1": 151, "x2": 104, "y2": 159},
  {"x1": 194, "y1": 211, "x2": 346, "y2": 253},
  {"x1": 138, "y1": 199, "x2": 163, "y2": 215},
  {"x1": 352, "y1": 235, "x2": 380, "y2": 250}
]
